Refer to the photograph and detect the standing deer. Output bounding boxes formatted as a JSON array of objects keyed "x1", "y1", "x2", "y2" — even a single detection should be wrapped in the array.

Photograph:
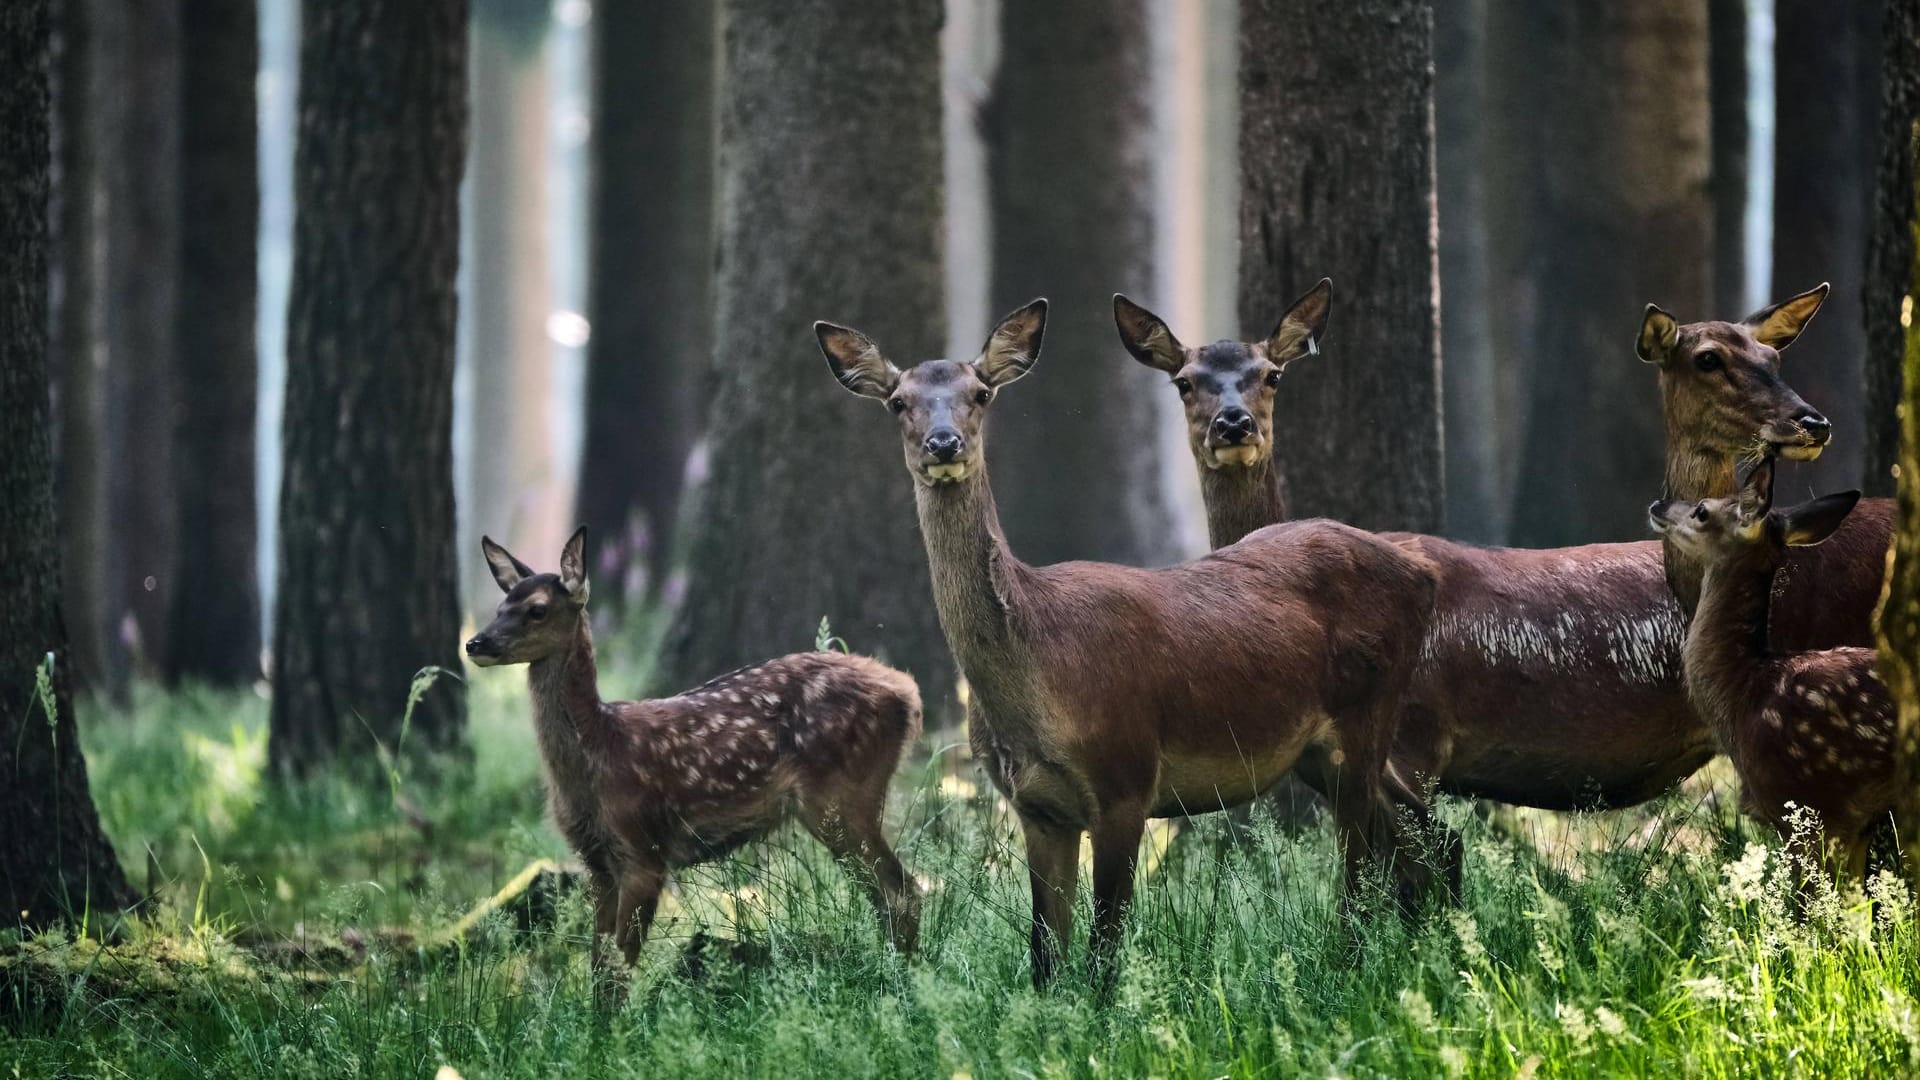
[
  {"x1": 1116, "y1": 282, "x2": 1703, "y2": 811},
  {"x1": 816, "y1": 299, "x2": 1445, "y2": 987},
  {"x1": 465, "y1": 528, "x2": 922, "y2": 980},
  {"x1": 1648, "y1": 461, "x2": 1890, "y2": 879}
]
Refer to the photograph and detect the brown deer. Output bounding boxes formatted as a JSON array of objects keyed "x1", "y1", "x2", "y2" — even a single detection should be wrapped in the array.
[
  {"x1": 1648, "y1": 461, "x2": 1890, "y2": 879},
  {"x1": 1116, "y1": 283, "x2": 1703, "y2": 812},
  {"x1": 816, "y1": 299, "x2": 1445, "y2": 987},
  {"x1": 465, "y1": 528, "x2": 922, "y2": 978}
]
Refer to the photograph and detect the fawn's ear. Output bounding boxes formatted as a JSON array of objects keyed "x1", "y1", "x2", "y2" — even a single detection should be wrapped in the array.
[
  {"x1": 975, "y1": 298, "x2": 1047, "y2": 387},
  {"x1": 1637, "y1": 304, "x2": 1679, "y2": 364},
  {"x1": 481, "y1": 536, "x2": 534, "y2": 593},
  {"x1": 1266, "y1": 277, "x2": 1332, "y2": 368},
  {"x1": 1113, "y1": 294, "x2": 1185, "y2": 374},
  {"x1": 816, "y1": 322, "x2": 901, "y2": 400},
  {"x1": 1743, "y1": 282, "x2": 1829, "y2": 351},
  {"x1": 1734, "y1": 457, "x2": 1776, "y2": 527},
  {"x1": 1777, "y1": 490, "x2": 1860, "y2": 547},
  {"x1": 559, "y1": 526, "x2": 590, "y2": 605}
]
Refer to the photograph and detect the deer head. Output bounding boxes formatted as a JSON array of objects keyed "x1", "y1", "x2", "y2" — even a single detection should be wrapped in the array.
[
  {"x1": 1647, "y1": 459, "x2": 1859, "y2": 570},
  {"x1": 1639, "y1": 284, "x2": 1833, "y2": 466},
  {"x1": 466, "y1": 527, "x2": 591, "y2": 667},
  {"x1": 815, "y1": 300, "x2": 1048, "y2": 486},
  {"x1": 1113, "y1": 279, "x2": 1331, "y2": 471}
]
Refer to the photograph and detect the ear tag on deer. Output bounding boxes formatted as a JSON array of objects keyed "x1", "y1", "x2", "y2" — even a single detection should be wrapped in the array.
[{"x1": 1306, "y1": 334, "x2": 1319, "y2": 357}]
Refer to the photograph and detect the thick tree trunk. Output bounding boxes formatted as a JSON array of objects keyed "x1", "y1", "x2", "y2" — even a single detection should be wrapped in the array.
[
  {"x1": 270, "y1": 0, "x2": 469, "y2": 770},
  {"x1": 1435, "y1": 0, "x2": 1502, "y2": 542},
  {"x1": 1771, "y1": 0, "x2": 1879, "y2": 495},
  {"x1": 0, "y1": 0, "x2": 133, "y2": 928},
  {"x1": 1238, "y1": 0, "x2": 1443, "y2": 533},
  {"x1": 1867, "y1": 0, "x2": 1920, "y2": 497},
  {"x1": 1489, "y1": 1, "x2": 1711, "y2": 545},
  {"x1": 167, "y1": 0, "x2": 259, "y2": 686},
  {"x1": 982, "y1": 0, "x2": 1179, "y2": 567},
  {"x1": 657, "y1": 0, "x2": 957, "y2": 716},
  {"x1": 576, "y1": 0, "x2": 714, "y2": 608},
  {"x1": 1708, "y1": 0, "x2": 1747, "y2": 317}
]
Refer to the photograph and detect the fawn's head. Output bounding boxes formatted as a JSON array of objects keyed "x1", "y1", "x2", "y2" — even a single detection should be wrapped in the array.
[
  {"x1": 465, "y1": 527, "x2": 590, "y2": 666},
  {"x1": 1647, "y1": 459, "x2": 1859, "y2": 570},
  {"x1": 816, "y1": 300, "x2": 1048, "y2": 487},
  {"x1": 1638, "y1": 284, "x2": 1833, "y2": 465},
  {"x1": 1114, "y1": 280, "x2": 1331, "y2": 472}
]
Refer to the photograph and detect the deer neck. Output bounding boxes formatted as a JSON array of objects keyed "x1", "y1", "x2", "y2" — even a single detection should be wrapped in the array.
[
  {"x1": 913, "y1": 464, "x2": 1031, "y2": 688},
  {"x1": 1683, "y1": 556, "x2": 1776, "y2": 741},
  {"x1": 1660, "y1": 417, "x2": 1741, "y2": 617},
  {"x1": 1201, "y1": 458, "x2": 1286, "y2": 547},
  {"x1": 526, "y1": 618, "x2": 607, "y2": 775}
]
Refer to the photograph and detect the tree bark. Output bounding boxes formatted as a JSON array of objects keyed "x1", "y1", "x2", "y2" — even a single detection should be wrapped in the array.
[
  {"x1": 1489, "y1": 1, "x2": 1711, "y2": 545},
  {"x1": 167, "y1": 0, "x2": 260, "y2": 686},
  {"x1": 1867, "y1": 0, "x2": 1920, "y2": 497},
  {"x1": 657, "y1": 0, "x2": 957, "y2": 716},
  {"x1": 1435, "y1": 0, "x2": 1502, "y2": 542},
  {"x1": 1708, "y1": 0, "x2": 1746, "y2": 317},
  {"x1": 576, "y1": 0, "x2": 714, "y2": 609},
  {"x1": 270, "y1": 0, "x2": 469, "y2": 770},
  {"x1": 1238, "y1": 0, "x2": 1443, "y2": 533},
  {"x1": 0, "y1": 0, "x2": 133, "y2": 928},
  {"x1": 1771, "y1": 0, "x2": 1880, "y2": 496},
  {"x1": 981, "y1": 0, "x2": 1179, "y2": 567}
]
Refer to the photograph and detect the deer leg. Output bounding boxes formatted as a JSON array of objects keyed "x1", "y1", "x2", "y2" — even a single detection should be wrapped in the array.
[
  {"x1": 1020, "y1": 815, "x2": 1081, "y2": 989},
  {"x1": 801, "y1": 798, "x2": 921, "y2": 955},
  {"x1": 1088, "y1": 807, "x2": 1146, "y2": 992},
  {"x1": 590, "y1": 868, "x2": 619, "y2": 997},
  {"x1": 614, "y1": 864, "x2": 665, "y2": 968}
]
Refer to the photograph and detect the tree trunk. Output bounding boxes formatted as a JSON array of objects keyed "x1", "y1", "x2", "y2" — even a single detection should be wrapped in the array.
[
  {"x1": 576, "y1": 0, "x2": 714, "y2": 610},
  {"x1": 657, "y1": 0, "x2": 957, "y2": 716},
  {"x1": 1867, "y1": 0, "x2": 1920, "y2": 497},
  {"x1": 981, "y1": 0, "x2": 1179, "y2": 567},
  {"x1": 1435, "y1": 0, "x2": 1502, "y2": 542},
  {"x1": 167, "y1": 0, "x2": 259, "y2": 686},
  {"x1": 47, "y1": 0, "x2": 114, "y2": 696},
  {"x1": 1708, "y1": 0, "x2": 1746, "y2": 317},
  {"x1": 0, "y1": 0, "x2": 133, "y2": 928},
  {"x1": 270, "y1": 0, "x2": 469, "y2": 770},
  {"x1": 1489, "y1": 1, "x2": 1711, "y2": 545},
  {"x1": 1238, "y1": 0, "x2": 1443, "y2": 533},
  {"x1": 1771, "y1": 0, "x2": 1880, "y2": 496}
]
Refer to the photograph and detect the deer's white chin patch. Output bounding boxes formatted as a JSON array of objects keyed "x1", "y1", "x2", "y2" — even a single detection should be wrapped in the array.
[
  {"x1": 1208, "y1": 445, "x2": 1263, "y2": 468},
  {"x1": 924, "y1": 462, "x2": 970, "y2": 483},
  {"x1": 1774, "y1": 441, "x2": 1824, "y2": 462}
]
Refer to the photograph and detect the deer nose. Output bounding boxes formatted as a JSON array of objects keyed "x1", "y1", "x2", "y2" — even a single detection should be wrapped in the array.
[
  {"x1": 1211, "y1": 408, "x2": 1255, "y2": 444},
  {"x1": 1797, "y1": 411, "x2": 1832, "y2": 443},
  {"x1": 924, "y1": 430, "x2": 964, "y2": 462},
  {"x1": 464, "y1": 636, "x2": 490, "y2": 657}
]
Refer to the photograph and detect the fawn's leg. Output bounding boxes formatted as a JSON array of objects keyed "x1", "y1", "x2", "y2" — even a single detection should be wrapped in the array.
[
  {"x1": 614, "y1": 864, "x2": 665, "y2": 967},
  {"x1": 800, "y1": 796, "x2": 922, "y2": 954},
  {"x1": 590, "y1": 868, "x2": 618, "y2": 990},
  {"x1": 1088, "y1": 806, "x2": 1146, "y2": 991},
  {"x1": 1021, "y1": 815, "x2": 1081, "y2": 989}
]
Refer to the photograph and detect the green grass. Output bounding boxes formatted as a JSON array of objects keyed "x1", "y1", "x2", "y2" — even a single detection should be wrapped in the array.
[{"x1": 5, "y1": 665, "x2": 1919, "y2": 1079}]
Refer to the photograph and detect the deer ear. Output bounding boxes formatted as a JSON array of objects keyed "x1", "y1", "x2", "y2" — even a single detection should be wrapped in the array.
[
  {"x1": 1743, "y1": 282, "x2": 1829, "y2": 351},
  {"x1": 1266, "y1": 277, "x2": 1332, "y2": 367},
  {"x1": 1113, "y1": 294, "x2": 1185, "y2": 374},
  {"x1": 1777, "y1": 490, "x2": 1860, "y2": 547},
  {"x1": 1734, "y1": 457, "x2": 1776, "y2": 525},
  {"x1": 1637, "y1": 304, "x2": 1678, "y2": 364},
  {"x1": 559, "y1": 526, "x2": 590, "y2": 605},
  {"x1": 815, "y1": 322, "x2": 900, "y2": 399},
  {"x1": 481, "y1": 536, "x2": 534, "y2": 593},
  {"x1": 976, "y1": 298, "x2": 1047, "y2": 387}
]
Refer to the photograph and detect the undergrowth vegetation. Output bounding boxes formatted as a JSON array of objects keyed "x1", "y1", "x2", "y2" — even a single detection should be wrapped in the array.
[{"x1": 5, "y1": 659, "x2": 1918, "y2": 1078}]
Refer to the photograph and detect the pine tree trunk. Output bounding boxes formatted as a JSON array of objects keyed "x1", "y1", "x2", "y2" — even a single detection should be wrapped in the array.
[
  {"x1": 1708, "y1": 0, "x2": 1747, "y2": 316},
  {"x1": 1771, "y1": 0, "x2": 1879, "y2": 495},
  {"x1": 167, "y1": 0, "x2": 259, "y2": 686},
  {"x1": 0, "y1": 0, "x2": 133, "y2": 927},
  {"x1": 270, "y1": 0, "x2": 469, "y2": 771},
  {"x1": 981, "y1": 0, "x2": 1178, "y2": 567},
  {"x1": 1867, "y1": 0, "x2": 1920, "y2": 497},
  {"x1": 1435, "y1": 0, "x2": 1503, "y2": 542},
  {"x1": 576, "y1": 0, "x2": 714, "y2": 608},
  {"x1": 1490, "y1": 1, "x2": 1710, "y2": 545},
  {"x1": 657, "y1": 0, "x2": 957, "y2": 716},
  {"x1": 1238, "y1": 0, "x2": 1443, "y2": 532}
]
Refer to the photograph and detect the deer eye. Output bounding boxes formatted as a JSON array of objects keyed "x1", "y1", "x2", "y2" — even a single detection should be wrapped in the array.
[
  {"x1": 1264, "y1": 369, "x2": 1283, "y2": 388},
  {"x1": 1694, "y1": 351, "x2": 1721, "y2": 373},
  {"x1": 1173, "y1": 377, "x2": 1193, "y2": 397},
  {"x1": 975, "y1": 388, "x2": 993, "y2": 405},
  {"x1": 528, "y1": 604, "x2": 549, "y2": 621},
  {"x1": 888, "y1": 397, "x2": 907, "y2": 415},
  {"x1": 1692, "y1": 505, "x2": 1710, "y2": 523}
]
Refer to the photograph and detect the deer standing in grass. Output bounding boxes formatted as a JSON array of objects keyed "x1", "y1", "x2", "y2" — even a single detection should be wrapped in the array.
[
  {"x1": 817, "y1": 299, "x2": 1445, "y2": 988},
  {"x1": 465, "y1": 528, "x2": 922, "y2": 980},
  {"x1": 1649, "y1": 461, "x2": 1891, "y2": 878}
]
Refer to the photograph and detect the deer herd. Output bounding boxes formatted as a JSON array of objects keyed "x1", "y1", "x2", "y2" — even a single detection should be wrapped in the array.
[{"x1": 467, "y1": 278, "x2": 1904, "y2": 992}]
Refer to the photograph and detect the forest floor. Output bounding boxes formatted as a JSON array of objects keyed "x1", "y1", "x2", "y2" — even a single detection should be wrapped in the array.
[{"x1": 5, "y1": 652, "x2": 1920, "y2": 1078}]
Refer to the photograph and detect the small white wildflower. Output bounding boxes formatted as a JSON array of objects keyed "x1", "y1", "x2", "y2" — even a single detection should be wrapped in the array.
[
  {"x1": 1593, "y1": 1006, "x2": 1628, "y2": 1039},
  {"x1": 1719, "y1": 842, "x2": 1770, "y2": 905},
  {"x1": 1869, "y1": 870, "x2": 1914, "y2": 932},
  {"x1": 1398, "y1": 988, "x2": 1436, "y2": 1030},
  {"x1": 1437, "y1": 1045, "x2": 1469, "y2": 1078},
  {"x1": 1449, "y1": 910, "x2": 1487, "y2": 964},
  {"x1": 1556, "y1": 1001, "x2": 1594, "y2": 1053},
  {"x1": 1682, "y1": 975, "x2": 1732, "y2": 1004}
]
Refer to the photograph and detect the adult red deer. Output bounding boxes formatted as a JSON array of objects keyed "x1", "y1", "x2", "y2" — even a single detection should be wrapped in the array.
[
  {"x1": 465, "y1": 529, "x2": 921, "y2": 985},
  {"x1": 1650, "y1": 461, "x2": 1890, "y2": 879},
  {"x1": 817, "y1": 299, "x2": 1443, "y2": 987}
]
